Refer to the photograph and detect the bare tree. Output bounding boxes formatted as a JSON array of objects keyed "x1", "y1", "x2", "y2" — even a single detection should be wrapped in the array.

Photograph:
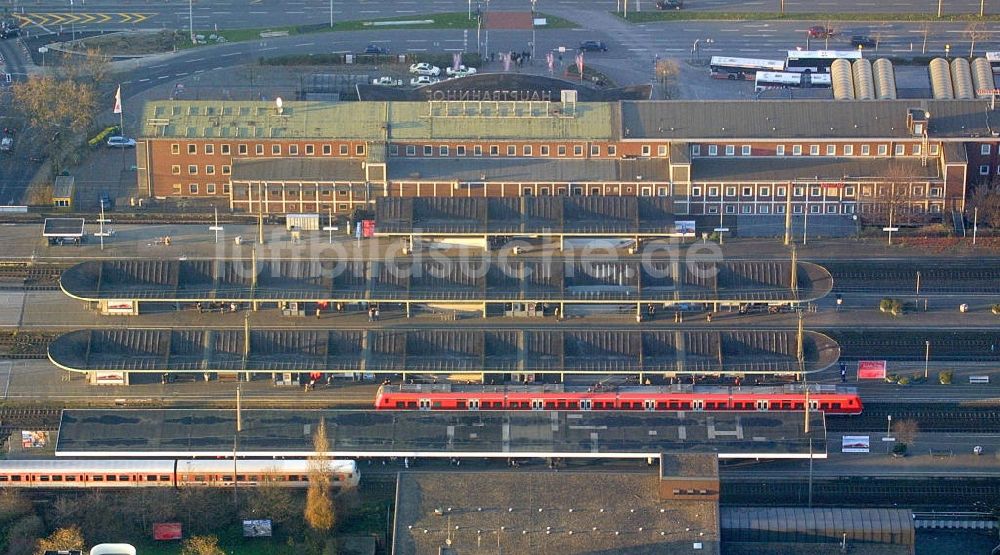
[
  {"x1": 967, "y1": 176, "x2": 1000, "y2": 228},
  {"x1": 965, "y1": 22, "x2": 988, "y2": 57},
  {"x1": 57, "y1": 47, "x2": 111, "y2": 87},
  {"x1": 863, "y1": 163, "x2": 925, "y2": 226},
  {"x1": 893, "y1": 419, "x2": 920, "y2": 446},
  {"x1": 304, "y1": 418, "x2": 335, "y2": 532},
  {"x1": 655, "y1": 58, "x2": 680, "y2": 99},
  {"x1": 919, "y1": 23, "x2": 932, "y2": 54},
  {"x1": 35, "y1": 526, "x2": 85, "y2": 555}
]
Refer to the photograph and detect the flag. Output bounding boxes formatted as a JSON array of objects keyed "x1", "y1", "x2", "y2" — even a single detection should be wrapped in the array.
[
  {"x1": 113, "y1": 84, "x2": 122, "y2": 114},
  {"x1": 576, "y1": 52, "x2": 584, "y2": 80},
  {"x1": 546, "y1": 52, "x2": 554, "y2": 73},
  {"x1": 452, "y1": 52, "x2": 462, "y2": 72}
]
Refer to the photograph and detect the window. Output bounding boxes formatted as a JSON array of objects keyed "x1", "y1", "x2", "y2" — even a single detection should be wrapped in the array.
[
  {"x1": 930, "y1": 187, "x2": 942, "y2": 197},
  {"x1": 826, "y1": 145, "x2": 836, "y2": 155},
  {"x1": 844, "y1": 145, "x2": 854, "y2": 156},
  {"x1": 793, "y1": 187, "x2": 804, "y2": 197},
  {"x1": 238, "y1": 144, "x2": 248, "y2": 155},
  {"x1": 207, "y1": 183, "x2": 216, "y2": 194},
  {"x1": 323, "y1": 144, "x2": 332, "y2": 155},
  {"x1": 171, "y1": 165, "x2": 181, "y2": 175},
  {"x1": 692, "y1": 186, "x2": 702, "y2": 196},
  {"x1": 424, "y1": 145, "x2": 433, "y2": 156},
  {"x1": 658, "y1": 145, "x2": 668, "y2": 157},
  {"x1": 776, "y1": 145, "x2": 785, "y2": 156},
  {"x1": 523, "y1": 187, "x2": 533, "y2": 196},
  {"x1": 189, "y1": 183, "x2": 199, "y2": 194},
  {"x1": 289, "y1": 145, "x2": 298, "y2": 155},
  {"x1": 982, "y1": 144, "x2": 992, "y2": 155},
  {"x1": 930, "y1": 144, "x2": 939, "y2": 155},
  {"x1": 861, "y1": 144, "x2": 870, "y2": 155},
  {"x1": 188, "y1": 144, "x2": 197, "y2": 154},
  {"x1": 171, "y1": 144, "x2": 180, "y2": 154},
  {"x1": 810, "y1": 145, "x2": 820, "y2": 155},
  {"x1": 793, "y1": 205, "x2": 803, "y2": 214},
  {"x1": 641, "y1": 145, "x2": 651, "y2": 156},
  {"x1": 810, "y1": 186, "x2": 820, "y2": 197},
  {"x1": 912, "y1": 144, "x2": 921, "y2": 155},
  {"x1": 457, "y1": 145, "x2": 466, "y2": 156},
  {"x1": 810, "y1": 204, "x2": 821, "y2": 214},
  {"x1": 223, "y1": 144, "x2": 232, "y2": 155},
  {"x1": 508, "y1": 145, "x2": 517, "y2": 156},
  {"x1": 490, "y1": 145, "x2": 500, "y2": 156},
  {"x1": 708, "y1": 186, "x2": 719, "y2": 197},
  {"x1": 742, "y1": 145, "x2": 751, "y2": 156},
  {"x1": 222, "y1": 165, "x2": 231, "y2": 175},
  {"x1": 172, "y1": 184, "x2": 182, "y2": 194},
  {"x1": 591, "y1": 144, "x2": 600, "y2": 156},
  {"x1": 188, "y1": 165, "x2": 198, "y2": 175},
  {"x1": 827, "y1": 204, "x2": 837, "y2": 213},
  {"x1": 775, "y1": 205, "x2": 785, "y2": 214},
  {"x1": 742, "y1": 205, "x2": 752, "y2": 214},
  {"x1": 558, "y1": 145, "x2": 567, "y2": 156},
  {"x1": 523, "y1": 145, "x2": 533, "y2": 156},
  {"x1": 405, "y1": 145, "x2": 415, "y2": 156},
  {"x1": 980, "y1": 164, "x2": 990, "y2": 175},
  {"x1": 255, "y1": 144, "x2": 264, "y2": 155},
  {"x1": 389, "y1": 145, "x2": 398, "y2": 156},
  {"x1": 725, "y1": 145, "x2": 735, "y2": 156},
  {"x1": 707, "y1": 206, "x2": 719, "y2": 214},
  {"x1": 692, "y1": 144, "x2": 701, "y2": 156},
  {"x1": 305, "y1": 144, "x2": 314, "y2": 155},
  {"x1": 356, "y1": 144, "x2": 365, "y2": 155},
  {"x1": 340, "y1": 144, "x2": 349, "y2": 155},
  {"x1": 440, "y1": 145, "x2": 449, "y2": 156},
  {"x1": 844, "y1": 186, "x2": 855, "y2": 196},
  {"x1": 205, "y1": 144, "x2": 215, "y2": 155},
  {"x1": 894, "y1": 144, "x2": 904, "y2": 155},
  {"x1": 474, "y1": 145, "x2": 483, "y2": 156},
  {"x1": 760, "y1": 205, "x2": 770, "y2": 214},
  {"x1": 271, "y1": 144, "x2": 281, "y2": 155},
  {"x1": 776, "y1": 186, "x2": 786, "y2": 197},
  {"x1": 708, "y1": 145, "x2": 718, "y2": 156},
  {"x1": 792, "y1": 145, "x2": 802, "y2": 156},
  {"x1": 575, "y1": 145, "x2": 584, "y2": 156},
  {"x1": 607, "y1": 145, "x2": 616, "y2": 156},
  {"x1": 913, "y1": 186, "x2": 924, "y2": 196},
  {"x1": 725, "y1": 205, "x2": 736, "y2": 214},
  {"x1": 760, "y1": 186, "x2": 770, "y2": 196},
  {"x1": 725, "y1": 186, "x2": 736, "y2": 197},
  {"x1": 878, "y1": 144, "x2": 888, "y2": 156},
  {"x1": 742, "y1": 186, "x2": 753, "y2": 196},
  {"x1": 540, "y1": 145, "x2": 550, "y2": 156},
  {"x1": 205, "y1": 165, "x2": 215, "y2": 175}
]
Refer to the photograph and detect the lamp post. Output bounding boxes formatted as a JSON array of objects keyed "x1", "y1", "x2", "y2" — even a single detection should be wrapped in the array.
[
  {"x1": 924, "y1": 340, "x2": 930, "y2": 379},
  {"x1": 530, "y1": 0, "x2": 537, "y2": 60},
  {"x1": 887, "y1": 414, "x2": 892, "y2": 436},
  {"x1": 189, "y1": 0, "x2": 195, "y2": 44},
  {"x1": 70, "y1": 0, "x2": 75, "y2": 41}
]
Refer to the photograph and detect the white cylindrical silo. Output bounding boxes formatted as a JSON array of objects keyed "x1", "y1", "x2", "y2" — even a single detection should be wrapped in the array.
[
  {"x1": 852, "y1": 59, "x2": 875, "y2": 100},
  {"x1": 831, "y1": 58, "x2": 855, "y2": 100},
  {"x1": 873, "y1": 58, "x2": 897, "y2": 100},
  {"x1": 929, "y1": 58, "x2": 954, "y2": 99},
  {"x1": 951, "y1": 57, "x2": 974, "y2": 99},
  {"x1": 972, "y1": 57, "x2": 995, "y2": 97}
]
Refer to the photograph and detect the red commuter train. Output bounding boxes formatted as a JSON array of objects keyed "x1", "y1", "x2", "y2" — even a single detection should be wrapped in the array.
[{"x1": 375, "y1": 383, "x2": 863, "y2": 415}]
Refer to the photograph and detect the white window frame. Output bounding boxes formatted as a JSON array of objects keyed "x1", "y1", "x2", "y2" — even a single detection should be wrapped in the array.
[
  {"x1": 741, "y1": 145, "x2": 751, "y2": 156},
  {"x1": 792, "y1": 145, "x2": 802, "y2": 156},
  {"x1": 982, "y1": 144, "x2": 991, "y2": 155},
  {"x1": 692, "y1": 144, "x2": 701, "y2": 156},
  {"x1": 776, "y1": 145, "x2": 785, "y2": 156},
  {"x1": 810, "y1": 145, "x2": 820, "y2": 155},
  {"x1": 826, "y1": 145, "x2": 836, "y2": 155},
  {"x1": 725, "y1": 145, "x2": 735, "y2": 156},
  {"x1": 844, "y1": 145, "x2": 854, "y2": 156},
  {"x1": 708, "y1": 145, "x2": 718, "y2": 156}
]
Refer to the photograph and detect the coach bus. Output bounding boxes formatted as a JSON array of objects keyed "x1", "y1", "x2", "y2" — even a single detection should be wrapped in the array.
[
  {"x1": 987, "y1": 51, "x2": 1000, "y2": 73},
  {"x1": 754, "y1": 71, "x2": 832, "y2": 92},
  {"x1": 709, "y1": 56, "x2": 785, "y2": 80},
  {"x1": 785, "y1": 50, "x2": 861, "y2": 73}
]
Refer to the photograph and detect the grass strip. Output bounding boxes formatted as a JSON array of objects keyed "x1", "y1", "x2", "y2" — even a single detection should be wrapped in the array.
[{"x1": 617, "y1": 11, "x2": 1000, "y2": 23}]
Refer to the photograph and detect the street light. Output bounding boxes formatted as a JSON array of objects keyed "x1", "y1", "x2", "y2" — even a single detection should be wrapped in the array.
[
  {"x1": 887, "y1": 414, "x2": 892, "y2": 436},
  {"x1": 924, "y1": 340, "x2": 930, "y2": 379}
]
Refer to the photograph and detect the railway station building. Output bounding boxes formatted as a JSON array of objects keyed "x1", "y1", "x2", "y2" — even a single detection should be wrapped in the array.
[{"x1": 135, "y1": 98, "x2": 997, "y2": 225}]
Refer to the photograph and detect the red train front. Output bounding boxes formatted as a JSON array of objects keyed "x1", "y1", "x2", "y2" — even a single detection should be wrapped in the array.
[{"x1": 374, "y1": 383, "x2": 862, "y2": 415}]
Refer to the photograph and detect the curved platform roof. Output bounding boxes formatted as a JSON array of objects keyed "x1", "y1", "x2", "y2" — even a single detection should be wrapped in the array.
[
  {"x1": 49, "y1": 328, "x2": 840, "y2": 376},
  {"x1": 59, "y1": 258, "x2": 833, "y2": 304}
]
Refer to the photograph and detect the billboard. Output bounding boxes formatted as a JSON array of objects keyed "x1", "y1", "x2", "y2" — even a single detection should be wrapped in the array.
[
  {"x1": 21, "y1": 431, "x2": 49, "y2": 448},
  {"x1": 857, "y1": 360, "x2": 887, "y2": 380},
  {"x1": 243, "y1": 520, "x2": 273, "y2": 537},
  {"x1": 153, "y1": 522, "x2": 183, "y2": 541},
  {"x1": 841, "y1": 435, "x2": 870, "y2": 453},
  {"x1": 673, "y1": 220, "x2": 696, "y2": 237}
]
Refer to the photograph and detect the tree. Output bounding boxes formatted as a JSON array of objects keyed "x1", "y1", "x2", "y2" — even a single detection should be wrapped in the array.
[
  {"x1": 11, "y1": 75, "x2": 97, "y2": 136},
  {"x1": 57, "y1": 47, "x2": 111, "y2": 87},
  {"x1": 655, "y1": 58, "x2": 680, "y2": 99},
  {"x1": 919, "y1": 23, "x2": 932, "y2": 54},
  {"x1": 243, "y1": 479, "x2": 301, "y2": 532},
  {"x1": 967, "y1": 177, "x2": 1000, "y2": 228},
  {"x1": 865, "y1": 162, "x2": 925, "y2": 226},
  {"x1": 304, "y1": 418, "x2": 336, "y2": 532},
  {"x1": 893, "y1": 419, "x2": 920, "y2": 445},
  {"x1": 180, "y1": 535, "x2": 225, "y2": 555},
  {"x1": 35, "y1": 526, "x2": 85, "y2": 555},
  {"x1": 965, "y1": 22, "x2": 988, "y2": 57}
]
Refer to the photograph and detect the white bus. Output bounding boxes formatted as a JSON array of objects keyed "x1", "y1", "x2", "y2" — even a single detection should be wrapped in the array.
[
  {"x1": 754, "y1": 71, "x2": 832, "y2": 92},
  {"x1": 986, "y1": 51, "x2": 1000, "y2": 73},
  {"x1": 786, "y1": 50, "x2": 862, "y2": 73},
  {"x1": 709, "y1": 56, "x2": 785, "y2": 80}
]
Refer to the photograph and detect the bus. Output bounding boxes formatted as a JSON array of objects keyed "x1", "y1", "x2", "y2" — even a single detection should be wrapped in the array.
[
  {"x1": 785, "y1": 50, "x2": 862, "y2": 73},
  {"x1": 754, "y1": 71, "x2": 832, "y2": 92},
  {"x1": 986, "y1": 52, "x2": 1000, "y2": 73},
  {"x1": 709, "y1": 56, "x2": 785, "y2": 80}
]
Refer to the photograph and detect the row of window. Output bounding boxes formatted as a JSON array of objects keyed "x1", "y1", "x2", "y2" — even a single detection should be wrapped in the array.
[
  {"x1": 0, "y1": 473, "x2": 347, "y2": 482},
  {"x1": 172, "y1": 164, "x2": 231, "y2": 176},
  {"x1": 692, "y1": 185, "x2": 943, "y2": 198},
  {"x1": 391, "y1": 143, "x2": 620, "y2": 158},
  {"x1": 172, "y1": 183, "x2": 231, "y2": 195},
  {"x1": 693, "y1": 143, "x2": 937, "y2": 157},
  {"x1": 172, "y1": 143, "x2": 366, "y2": 157},
  {"x1": 978, "y1": 164, "x2": 1000, "y2": 175}
]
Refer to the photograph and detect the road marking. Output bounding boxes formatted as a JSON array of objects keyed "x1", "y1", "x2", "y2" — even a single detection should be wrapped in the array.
[
  {"x1": 157, "y1": 75, "x2": 169, "y2": 79},
  {"x1": 176, "y1": 72, "x2": 189, "y2": 76},
  {"x1": 221, "y1": 52, "x2": 240, "y2": 57},
  {"x1": 189, "y1": 58, "x2": 205, "y2": 62},
  {"x1": 138, "y1": 78, "x2": 151, "y2": 82},
  {"x1": 2, "y1": 361, "x2": 12, "y2": 400},
  {"x1": 294, "y1": 42, "x2": 315, "y2": 47}
]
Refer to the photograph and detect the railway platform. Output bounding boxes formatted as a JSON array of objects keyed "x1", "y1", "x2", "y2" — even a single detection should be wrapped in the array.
[{"x1": 53, "y1": 408, "x2": 827, "y2": 460}]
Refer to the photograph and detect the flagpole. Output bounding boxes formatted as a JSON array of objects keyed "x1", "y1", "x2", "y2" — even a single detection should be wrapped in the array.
[{"x1": 116, "y1": 83, "x2": 125, "y2": 169}]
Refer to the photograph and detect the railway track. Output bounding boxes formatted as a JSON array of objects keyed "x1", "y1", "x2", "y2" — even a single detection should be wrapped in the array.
[
  {"x1": 828, "y1": 330, "x2": 1000, "y2": 362},
  {"x1": 827, "y1": 404, "x2": 1000, "y2": 433},
  {"x1": 824, "y1": 261, "x2": 1000, "y2": 294},
  {"x1": 0, "y1": 331, "x2": 56, "y2": 359},
  {"x1": 0, "y1": 264, "x2": 65, "y2": 291}
]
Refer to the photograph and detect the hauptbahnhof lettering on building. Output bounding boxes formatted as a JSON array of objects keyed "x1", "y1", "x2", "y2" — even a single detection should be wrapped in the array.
[{"x1": 136, "y1": 98, "x2": 996, "y2": 221}]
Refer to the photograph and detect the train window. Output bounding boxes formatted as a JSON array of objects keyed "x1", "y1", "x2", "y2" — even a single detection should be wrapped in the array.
[
  {"x1": 52, "y1": 476, "x2": 63, "y2": 481},
  {"x1": 832, "y1": 403, "x2": 841, "y2": 409},
  {"x1": 194, "y1": 475, "x2": 205, "y2": 482},
  {"x1": 793, "y1": 403, "x2": 802, "y2": 410},
  {"x1": 545, "y1": 402, "x2": 555, "y2": 409},
  {"x1": 406, "y1": 401, "x2": 417, "y2": 408},
  {"x1": 433, "y1": 401, "x2": 442, "y2": 408},
  {"x1": 557, "y1": 401, "x2": 566, "y2": 409},
  {"x1": 657, "y1": 402, "x2": 667, "y2": 410},
  {"x1": 288, "y1": 476, "x2": 301, "y2": 482},
  {"x1": 593, "y1": 402, "x2": 603, "y2": 409},
  {"x1": 568, "y1": 402, "x2": 578, "y2": 409},
  {"x1": 65, "y1": 476, "x2": 76, "y2": 482},
  {"x1": 40, "y1": 476, "x2": 50, "y2": 482},
  {"x1": 249, "y1": 475, "x2": 260, "y2": 481},
  {"x1": 679, "y1": 402, "x2": 690, "y2": 410},
  {"x1": 160, "y1": 475, "x2": 170, "y2": 481},
  {"x1": 237, "y1": 475, "x2": 246, "y2": 481},
  {"x1": 494, "y1": 402, "x2": 504, "y2": 408},
  {"x1": 819, "y1": 403, "x2": 829, "y2": 410},
  {"x1": 0, "y1": 476, "x2": 9, "y2": 482},
  {"x1": 395, "y1": 402, "x2": 405, "y2": 408},
  {"x1": 106, "y1": 475, "x2": 117, "y2": 481},
  {"x1": 10, "y1": 476, "x2": 21, "y2": 482},
  {"x1": 119, "y1": 475, "x2": 129, "y2": 481},
  {"x1": 93, "y1": 476, "x2": 104, "y2": 482},
  {"x1": 457, "y1": 401, "x2": 466, "y2": 409},
  {"x1": 223, "y1": 475, "x2": 233, "y2": 481},
  {"x1": 705, "y1": 402, "x2": 715, "y2": 409},
  {"x1": 147, "y1": 475, "x2": 158, "y2": 481}
]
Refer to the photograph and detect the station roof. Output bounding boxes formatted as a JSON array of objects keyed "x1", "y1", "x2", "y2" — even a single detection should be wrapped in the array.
[
  {"x1": 47, "y1": 328, "x2": 841, "y2": 376},
  {"x1": 55, "y1": 408, "x2": 827, "y2": 459},
  {"x1": 691, "y1": 157, "x2": 941, "y2": 183},
  {"x1": 42, "y1": 218, "x2": 85, "y2": 237},
  {"x1": 721, "y1": 507, "x2": 914, "y2": 547},
  {"x1": 374, "y1": 197, "x2": 676, "y2": 234},
  {"x1": 230, "y1": 158, "x2": 366, "y2": 182},
  {"x1": 394, "y1": 470, "x2": 720, "y2": 555},
  {"x1": 356, "y1": 73, "x2": 652, "y2": 102},
  {"x1": 58, "y1": 257, "x2": 833, "y2": 304}
]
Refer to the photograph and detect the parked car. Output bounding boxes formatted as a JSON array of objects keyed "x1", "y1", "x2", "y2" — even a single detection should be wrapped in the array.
[
  {"x1": 372, "y1": 76, "x2": 403, "y2": 86},
  {"x1": 0, "y1": 136, "x2": 11, "y2": 152},
  {"x1": 409, "y1": 62, "x2": 441, "y2": 76},
  {"x1": 99, "y1": 191, "x2": 114, "y2": 211},
  {"x1": 410, "y1": 75, "x2": 440, "y2": 86},
  {"x1": 0, "y1": 20, "x2": 19, "y2": 39},
  {"x1": 655, "y1": 0, "x2": 683, "y2": 9},
  {"x1": 446, "y1": 65, "x2": 477, "y2": 78},
  {"x1": 578, "y1": 40, "x2": 608, "y2": 52},
  {"x1": 807, "y1": 25, "x2": 835, "y2": 39},
  {"x1": 364, "y1": 43, "x2": 389, "y2": 55},
  {"x1": 106, "y1": 136, "x2": 136, "y2": 148},
  {"x1": 850, "y1": 35, "x2": 876, "y2": 48}
]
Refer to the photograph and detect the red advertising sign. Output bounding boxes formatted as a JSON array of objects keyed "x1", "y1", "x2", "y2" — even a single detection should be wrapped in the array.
[
  {"x1": 361, "y1": 219, "x2": 376, "y2": 238},
  {"x1": 153, "y1": 522, "x2": 183, "y2": 541},
  {"x1": 857, "y1": 360, "x2": 887, "y2": 380}
]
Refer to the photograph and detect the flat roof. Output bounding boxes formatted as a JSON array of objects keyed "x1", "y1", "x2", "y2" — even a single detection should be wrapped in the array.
[
  {"x1": 230, "y1": 158, "x2": 366, "y2": 182},
  {"x1": 55, "y1": 409, "x2": 827, "y2": 459},
  {"x1": 47, "y1": 328, "x2": 842, "y2": 376},
  {"x1": 691, "y1": 157, "x2": 941, "y2": 183},
  {"x1": 393, "y1": 471, "x2": 720, "y2": 555},
  {"x1": 58, "y1": 258, "x2": 834, "y2": 304},
  {"x1": 42, "y1": 218, "x2": 85, "y2": 237}
]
